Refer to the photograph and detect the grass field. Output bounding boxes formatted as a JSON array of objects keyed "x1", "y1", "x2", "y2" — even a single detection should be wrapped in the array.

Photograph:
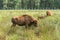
[{"x1": 0, "y1": 10, "x2": 60, "y2": 40}]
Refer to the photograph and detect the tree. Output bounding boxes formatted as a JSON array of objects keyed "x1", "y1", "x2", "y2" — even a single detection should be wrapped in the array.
[
  {"x1": 7, "y1": 0, "x2": 17, "y2": 9},
  {"x1": 27, "y1": 0, "x2": 35, "y2": 9},
  {"x1": 0, "y1": 0, "x2": 3, "y2": 9},
  {"x1": 1, "y1": 0, "x2": 60, "y2": 9}
]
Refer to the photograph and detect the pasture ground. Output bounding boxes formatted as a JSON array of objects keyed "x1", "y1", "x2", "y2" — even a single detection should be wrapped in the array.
[{"x1": 0, "y1": 10, "x2": 60, "y2": 40}]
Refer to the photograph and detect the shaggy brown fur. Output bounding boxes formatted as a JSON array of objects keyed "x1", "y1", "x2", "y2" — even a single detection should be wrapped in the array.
[{"x1": 11, "y1": 14, "x2": 38, "y2": 28}]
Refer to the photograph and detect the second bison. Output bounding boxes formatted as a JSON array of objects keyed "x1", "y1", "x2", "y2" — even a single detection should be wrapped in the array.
[
  {"x1": 11, "y1": 14, "x2": 38, "y2": 28},
  {"x1": 46, "y1": 10, "x2": 52, "y2": 16}
]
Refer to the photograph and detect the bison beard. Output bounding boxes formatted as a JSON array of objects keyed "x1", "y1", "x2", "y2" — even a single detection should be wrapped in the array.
[{"x1": 11, "y1": 15, "x2": 37, "y2": 29}]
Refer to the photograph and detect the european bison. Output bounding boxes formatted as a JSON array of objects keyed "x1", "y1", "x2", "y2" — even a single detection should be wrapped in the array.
[
  {"x1": 38, "y1": 16, "x2": 45, "y2": 20},
  {"x1": 11, "y1": 14, "x2": 38, "y2": 29},
  {"x1": 46, "y1": 10, "x2": 52, "y2": 16}
]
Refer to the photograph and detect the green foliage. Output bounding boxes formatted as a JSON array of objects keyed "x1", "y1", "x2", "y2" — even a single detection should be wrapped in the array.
[{"x1": 1, "y1": 0, "x2": 60, "y2": 9}]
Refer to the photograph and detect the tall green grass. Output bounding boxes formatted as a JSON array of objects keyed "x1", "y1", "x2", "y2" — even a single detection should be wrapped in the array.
[{"x1": 0, "y1": 10, "x2": 60, "y2": 40}]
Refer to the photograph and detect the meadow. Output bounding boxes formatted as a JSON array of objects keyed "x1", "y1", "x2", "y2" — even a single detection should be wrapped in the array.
[{"x1": 0, "y1": 10, "x2": 60, "y2": 40}]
